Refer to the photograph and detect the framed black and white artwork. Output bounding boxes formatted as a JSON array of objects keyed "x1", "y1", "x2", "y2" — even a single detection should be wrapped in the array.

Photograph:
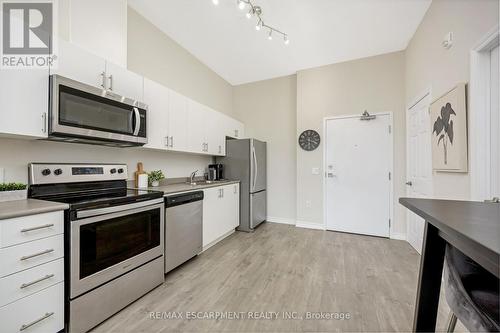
[{"x1": 430, "y1": 83, "x2": 468, "y2": 172}]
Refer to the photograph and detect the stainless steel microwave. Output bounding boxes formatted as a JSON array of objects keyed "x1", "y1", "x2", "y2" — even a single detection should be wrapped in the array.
[{"x1": 49, "y1": 75, "x2": 148, "y2": 147}]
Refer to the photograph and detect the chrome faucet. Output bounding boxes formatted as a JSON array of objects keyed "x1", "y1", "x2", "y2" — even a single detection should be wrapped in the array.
[{"x1": 189, "y1": 170, "x2": 198, "y2": 184}]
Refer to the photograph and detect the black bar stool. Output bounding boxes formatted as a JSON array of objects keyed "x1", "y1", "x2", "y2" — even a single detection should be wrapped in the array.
[{"x1": 444, "y1": 245, "x2": 499, "y2": 332}]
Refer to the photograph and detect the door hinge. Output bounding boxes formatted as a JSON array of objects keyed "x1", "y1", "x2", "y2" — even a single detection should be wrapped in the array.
[
  {"x1": 388, "y1": 125, "x2": 392, "y2": 134},
  {"x1": 388, "y1": 172, "x2": 391, "y2": 180}
]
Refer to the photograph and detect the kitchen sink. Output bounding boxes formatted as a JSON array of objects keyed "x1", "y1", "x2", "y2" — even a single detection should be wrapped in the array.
[{"x1": 186, "y1": 180, "x2": 225, "y2": 186}]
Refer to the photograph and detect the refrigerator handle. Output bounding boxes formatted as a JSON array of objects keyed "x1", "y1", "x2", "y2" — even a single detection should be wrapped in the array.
[{"x1": 252, "y1": 144, "x2": 258, "y2": 191}]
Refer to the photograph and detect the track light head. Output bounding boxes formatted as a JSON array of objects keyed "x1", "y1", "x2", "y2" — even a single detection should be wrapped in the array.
[
  {"x1": 212, "y1": 0, "x2": 219, "y2": 5},
  {"x1": 237, "y1": 0, "x2": 246, "y2": 10},
  {"x1": 255, "y1": 19, "x2": 262, "y2": 31},
  {"x1": 284, "y1": 35, "x2": 289, "y2": 45},
  {"x1": 246, "y1": 9, "x2": 252, "y2": 19},
  {"x1": 268, "y1": 29, "x2": 273, "y2": 40}
]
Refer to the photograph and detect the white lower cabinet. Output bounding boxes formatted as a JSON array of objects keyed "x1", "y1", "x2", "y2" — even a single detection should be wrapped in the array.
[
  {"x1": 0, "y1": 211, "x2": 65, "y2": 333},
  {"x1": 0, "y1": 282, "x2": 64, "y2": 333},
  {"x1": 203, "y1": 183, "x2": 240, "y2": 248}
]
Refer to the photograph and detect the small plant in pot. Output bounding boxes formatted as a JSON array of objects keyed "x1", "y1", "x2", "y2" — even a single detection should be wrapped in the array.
[
  {"x1": 148, "y1": 170, "x2": 165, "y2": 187},
  {"x1": 0, "y1": 183, "x2": 28, "y2": 202}
]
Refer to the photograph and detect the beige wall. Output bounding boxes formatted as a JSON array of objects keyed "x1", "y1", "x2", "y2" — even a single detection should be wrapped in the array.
[
  {"x1": 296, "y1": 51, "x2": 407, "y2": 235},
  {"x1": 128, "y1": 8, "x2": 234, "y2": 117},
  {"x1": 405, "y1": 0, "x2": 499, "y2": 200},
  {"x1": 233, "y1": 76, "x2": 297, "y2": 222}
]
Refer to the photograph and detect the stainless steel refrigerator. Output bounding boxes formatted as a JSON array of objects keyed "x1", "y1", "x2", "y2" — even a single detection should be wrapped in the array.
[{"x1": 218, "y1": 139, "x2": 267, "y2": 232}]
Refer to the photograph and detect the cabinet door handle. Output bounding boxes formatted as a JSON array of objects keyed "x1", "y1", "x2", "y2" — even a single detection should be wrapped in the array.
[
  {"x1": 19, "y1": 312, "x2": 54, "y2": 331},
  {"x1": 165, "y1": 136, "x2": 169, "y2": 147},
  {"x1": 218, "y1": 145, "x2": 221, "y2": 154},
  {"x1": 20, "y1": 274, "x2": 55, "y2": 289},
  {"x1": 108, "y1": 74, "x2": 113, "y2": 91},
  {"x1": 21, "y1": 224, "x2": 54, "y2": 233},
  {"x1": 234, "y1": 186, "x2": 237, "y2": 194},
  {"x1": 170, "y1": 136, "x2": 174, "y2": 148},
  {"x1": 20, "y1": 249, "x2": 54, "y2": 261},
  {"x1": 100, "y1": 71, "x2": 106, "y2": 89},
  {"x1": 41, "y1": 112, "x2": 47, "y2": 133}
]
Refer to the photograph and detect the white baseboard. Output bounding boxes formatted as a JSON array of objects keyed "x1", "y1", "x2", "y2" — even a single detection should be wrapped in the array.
[
  {"x1": 390, "y1": 232, "x2": 406, "y2": 240},
  {"x1": 266, "y1": 216, "x2": 296, "y2": 225},
  {"x1": 295, "y1": 221, "x2": 326, "y2": 230}
]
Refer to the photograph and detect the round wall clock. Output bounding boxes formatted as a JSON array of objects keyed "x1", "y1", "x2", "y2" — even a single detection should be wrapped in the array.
[{"x1": 298, "y1": 130, "x2": 321, "y2": 151}]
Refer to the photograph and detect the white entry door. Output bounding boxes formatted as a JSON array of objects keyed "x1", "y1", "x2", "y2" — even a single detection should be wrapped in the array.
[
  {"x1": 325, "y1": 114, "x2": 392, "y2": 238},
  {"x1": 406, "y1": 93, "x2": 433, "y2": 253}
]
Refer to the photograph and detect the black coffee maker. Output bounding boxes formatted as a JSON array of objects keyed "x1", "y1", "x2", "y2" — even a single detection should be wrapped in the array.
[{"x1": 208, "y1": 164, "x2": 224, "y2": 180}]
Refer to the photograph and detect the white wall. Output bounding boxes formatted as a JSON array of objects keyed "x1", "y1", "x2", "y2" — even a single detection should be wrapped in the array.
[
  {"x1": 127, "y1": 8, "x2": 234, "y2": 117},
  {"x1": 233, "y1": 75, "x2": 297, "y2": 223},
  {"x1": 405, "y1": 0, "x2": 499, "y2": 200},
  {"x1": 59, "y1": 0, "x2": 128, "y2": 67},
  {"x1": 0, "y1": 139, "x2": 209, "y2": 183},
  {"x1": 296, "y1": 51, "x2": 407, "y2": 234}
]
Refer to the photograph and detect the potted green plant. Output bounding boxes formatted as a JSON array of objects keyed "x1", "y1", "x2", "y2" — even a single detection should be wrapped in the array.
[
  {"x1": 0, "y1": 183, "x2": 28, "y2": 202},
  {"x1": 148, "y1": 170, "x2": 165, "y2": 187}
]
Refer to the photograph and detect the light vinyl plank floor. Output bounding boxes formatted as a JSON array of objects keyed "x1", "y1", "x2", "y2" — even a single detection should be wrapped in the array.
[{"x1": 91, "y1": 223, "x2": 466, "y2": 332}]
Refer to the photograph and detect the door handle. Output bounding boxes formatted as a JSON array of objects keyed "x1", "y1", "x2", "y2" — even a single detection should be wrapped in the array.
[
  {"x1": 108, "y1": 74, "x2": 113, "y2": 91},
  {"x1": 100, "y1": 71, "x2": 106, "y2": 89},
  {"x1": 405, "y1": 181, "x2": 413, "y2": 186},
  {"x1": 133, "y1": 107, "x2": 140, "y2": 136}
]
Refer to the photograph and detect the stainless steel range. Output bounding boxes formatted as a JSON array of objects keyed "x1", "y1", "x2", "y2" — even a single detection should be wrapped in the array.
[{"x1": 28, "y1": 163, "x2": 164, "y2": 333}]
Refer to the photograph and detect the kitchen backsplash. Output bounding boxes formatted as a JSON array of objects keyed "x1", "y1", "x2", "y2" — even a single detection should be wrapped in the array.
[{"x1": 0, "y1": 138, "x2": 212, "y2": 183}]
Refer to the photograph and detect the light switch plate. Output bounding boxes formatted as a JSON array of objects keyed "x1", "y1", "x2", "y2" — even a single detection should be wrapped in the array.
[{"x1": 312, "y1": 167, "x2": 320, "y2": 175}]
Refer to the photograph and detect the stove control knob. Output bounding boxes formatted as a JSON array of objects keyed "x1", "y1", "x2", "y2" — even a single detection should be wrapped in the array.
[
  {"x1": 117, "y1": 168, "x2": 124, "y2": 174},
  {"x1": 41, "y1": 168, "x2": 51, "y2": 176},
  {"x1": 54, "y1": 168, "x2": 63, "y2": 176},
  {"x1": 110, "y1": 168, "x2": 117, "y2": 174}
]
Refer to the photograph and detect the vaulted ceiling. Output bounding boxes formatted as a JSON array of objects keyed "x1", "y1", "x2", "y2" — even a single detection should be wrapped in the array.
[{"x1": 129, "y1": 0, "x2": 431, "y2": 85}]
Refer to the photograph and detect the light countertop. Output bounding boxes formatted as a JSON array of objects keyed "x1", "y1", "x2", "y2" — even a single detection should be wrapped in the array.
[
  {"x1": 0, "y1": 199, "x2": 69, "y2": 220},
  {"x1": 135, "y1": 180, "x2": 240, "y2": 196}
]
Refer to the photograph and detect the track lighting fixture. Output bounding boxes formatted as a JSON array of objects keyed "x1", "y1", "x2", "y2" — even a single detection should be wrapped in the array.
[
  {"x1": 212, "y1": 0, "x2": 289, "y2": 45},
  {"x1": 255, "y1": 18, "x2": 262, "y2": 31}
]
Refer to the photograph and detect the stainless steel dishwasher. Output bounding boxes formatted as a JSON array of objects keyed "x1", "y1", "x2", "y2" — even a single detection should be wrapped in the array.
[{"x1": 165, "y1": 191, "x2": 204, "y2": 273}]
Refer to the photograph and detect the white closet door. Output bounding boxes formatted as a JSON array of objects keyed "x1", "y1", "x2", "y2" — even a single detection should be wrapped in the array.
[
  {"x1": 406, "y1": 94, "x2": 433, "y2": 253},
  {"x1": 325, "y1": 114, "x2": 392, "y2": 238}
]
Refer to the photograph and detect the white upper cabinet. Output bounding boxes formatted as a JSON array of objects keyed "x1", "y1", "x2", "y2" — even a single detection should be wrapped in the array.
[
  {"x1": 168, "y1": 90, "x2": 189, "y2": 152},
  {"x1": 206, "y1": 108, "x2": 226, "y2": 156},
  {"x1": 52, "y1": 40, "x2": 143, "y2": 101},
  {"x1": 143, "y1": 78, "x2": 169, "y2": 151},
  {"x1": 52, "y1": 39, "x2": 107, "y2": 88},
  {"x1": 0, "y1": 68, "x2": 49, "y2": 139},
  {"x1": 188, "y1": 100, "x2": 208, "y2": 154},
  {"x1": 105, "y1": 62, "x2": 143, "y2": 101},
  {"x1": 222, "y1": 114, "x2": 245, "y2": 139}
]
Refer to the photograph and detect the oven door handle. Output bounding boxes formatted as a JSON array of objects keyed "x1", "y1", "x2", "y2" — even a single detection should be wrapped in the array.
[
  {"x1": 133, "y1": 107, "x2": 141, "y2": 136},
  {"x1": 76, "y1": 198, "x2": 164, "y2": 219}
]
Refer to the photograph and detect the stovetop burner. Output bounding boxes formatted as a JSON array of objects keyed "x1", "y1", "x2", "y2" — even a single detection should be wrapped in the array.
[{"x1": 28, "y1": 163, "x2": 163, "y2": 211}]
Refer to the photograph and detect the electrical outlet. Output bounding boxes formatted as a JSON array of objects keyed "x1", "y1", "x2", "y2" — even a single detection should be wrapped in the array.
[{"x1": 306, "y1": 200, "x2": 312, "y2": 208}]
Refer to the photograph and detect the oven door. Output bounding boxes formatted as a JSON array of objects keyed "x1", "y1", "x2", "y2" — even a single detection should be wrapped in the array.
[
  {"x1": 70, "y1": 200, "x2": 164, "y2": 299},
  {"x1": 50, "y1": 75, "x2": 147, "y2": 146}
]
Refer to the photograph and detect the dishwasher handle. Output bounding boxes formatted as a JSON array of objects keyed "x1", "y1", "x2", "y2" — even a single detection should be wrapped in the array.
[{"x1": 165, "y1": 191, "x2": 204, "y2": 208}]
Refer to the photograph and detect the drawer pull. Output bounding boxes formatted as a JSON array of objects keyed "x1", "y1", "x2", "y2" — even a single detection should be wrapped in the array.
[
  {"x1": 20, "y1": 249, "x2": 54, "y2": 261},
  {"x1": 20, "y1": 274, "x2": 55, "y2": 289},
  {"x1": 20, "y1": 224, "x2": 55, "y2": 233},
  {"x1": 19, "y1": 312, "x2": 54, "y2": 331}
]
